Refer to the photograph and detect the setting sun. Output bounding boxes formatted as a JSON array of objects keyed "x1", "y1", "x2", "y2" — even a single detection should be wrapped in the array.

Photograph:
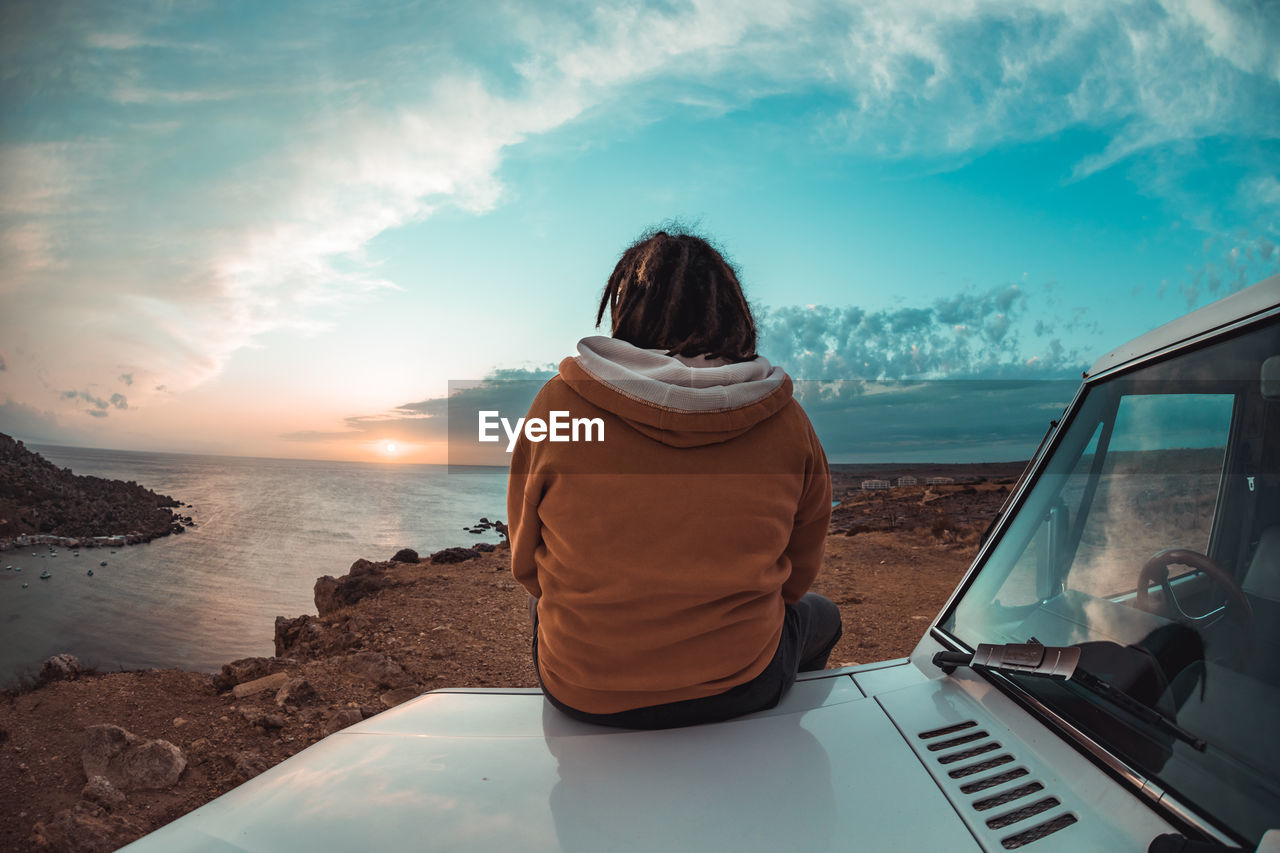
[{"x1": 384, "y1": 441, "x2": 398, "y2": 455}]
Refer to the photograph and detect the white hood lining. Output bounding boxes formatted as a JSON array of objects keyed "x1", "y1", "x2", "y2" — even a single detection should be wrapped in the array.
[{"x1": 574, "y1": 336, "x2": 787, "y2": 413}]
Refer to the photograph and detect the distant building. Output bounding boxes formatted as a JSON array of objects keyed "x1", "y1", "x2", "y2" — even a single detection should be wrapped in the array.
[
  {"x1": 896, "y1": 475, "x2": 918, "y2": 487},
  {"x1": 861, "y1": 479, "x2": 891, "y2": 490},
  {"x1": 926, "y1": 476, "x2": 955, "y2": 485}
]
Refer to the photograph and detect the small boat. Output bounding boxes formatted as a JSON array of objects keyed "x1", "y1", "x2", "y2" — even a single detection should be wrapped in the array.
[
  {"x1": 100, "y1": 561, "x2": 108, "y2": 567},
  {"x1": 13, "y1": 567, "x2": 21, "y2": 573},
  {"x1": 21, "y1": 583, "x2": 27, "y2": 589},
  {"x1": 39, "y1": 570, "x2": 51, "y2": 579},
  {"x1": 87, "y1": 569, "x2": 94, "y2": 576}
]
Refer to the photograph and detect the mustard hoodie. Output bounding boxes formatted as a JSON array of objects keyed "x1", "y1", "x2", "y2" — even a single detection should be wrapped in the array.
[{"x1": 508, "y1": 336, "x2": 831, "y2": 715}]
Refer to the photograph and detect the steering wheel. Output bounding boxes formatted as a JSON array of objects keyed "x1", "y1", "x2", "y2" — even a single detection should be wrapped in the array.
[{"x1": 1136, "y1": 548, "x2": 1253, "y2": 654}]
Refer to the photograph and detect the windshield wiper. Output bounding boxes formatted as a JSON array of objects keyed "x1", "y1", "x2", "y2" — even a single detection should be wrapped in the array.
[{"x1": 934, "y1": 642, "x2": 1206, "y2": 752}]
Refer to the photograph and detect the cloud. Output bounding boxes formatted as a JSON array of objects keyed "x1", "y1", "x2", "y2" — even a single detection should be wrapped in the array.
[
  {"x1": 0, "y1": 222, "x2": 63, "y2": 277},
  {"x1": 279, "y1": 367, "x2": 555, "y2": 449},
  {"x1": 796, "y1": 379, "x2": 1077, "y2": 462},
  {"x1": 2, "y1": 0, "x2": 1276, "y2": 436},
  {"x1": 84, "y1": 31, "x2": 212, "y2": 53},
  {"x1": 59, "y1": 389, "x2": 127, "y2": 416},
  {"x1": 758, "y1": 285, "x2": 1087, "y2": 381},
  {"x1": 0, "y1": 143, "x2": 101, "y2": 217},
  {"x1": 0, "y1": 397, "x2": 97, "y2": 445},
  {"x1": 1175, "y1": 229, "x2": 1280, "y2": 311},
  {"x1": 293, "y1": 369, "x2": 1074, "y2": 464},
  {"x1": 774, "y1": 0, "x2": 1280, "y2": 181},
  {"x1": 77, "y1": 392, "x2": 106, "y2": 410},
  {"x1": 110, "y1": 83, "x2": 244, "y2": 105},
  {"x1": 295, "y1": 298, "x2": 1087, "y2": 463}
]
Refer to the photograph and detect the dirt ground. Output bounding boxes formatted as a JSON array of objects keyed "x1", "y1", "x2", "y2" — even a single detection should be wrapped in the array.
[{"x1": 0, "y1": 468, "x2": 1020, "y2": 851}]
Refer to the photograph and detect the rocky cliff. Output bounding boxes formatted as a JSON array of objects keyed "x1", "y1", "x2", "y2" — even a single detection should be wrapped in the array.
[{"x1": 0, "y1": 435, "x2": 186, "y2": 548}]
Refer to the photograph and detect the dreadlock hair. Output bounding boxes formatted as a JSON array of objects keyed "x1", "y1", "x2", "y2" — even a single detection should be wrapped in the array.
[{"x1": 595, "y1": 229, "x2": 758, "y2": 362}]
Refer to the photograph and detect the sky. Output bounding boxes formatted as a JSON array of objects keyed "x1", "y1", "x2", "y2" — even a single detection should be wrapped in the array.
[{"x1": 1, "y1": 0, "x2": 1277, "y2": 464}]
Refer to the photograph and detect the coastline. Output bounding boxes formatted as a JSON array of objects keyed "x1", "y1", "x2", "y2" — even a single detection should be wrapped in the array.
[
  {"x1": 0, "y1": 470, "x2": 1011, "y2": 852},
  {"x1": 1, "y1": 435, "x2": 188, "y2": 555},
  {"x1": 1, "y1": 533, "x2": 169, "y2": 552}
]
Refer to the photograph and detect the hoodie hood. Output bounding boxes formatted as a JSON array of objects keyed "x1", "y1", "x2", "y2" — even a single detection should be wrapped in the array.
[{"x1": 558, "y1": 336, "x2": 793, "y2": 447}]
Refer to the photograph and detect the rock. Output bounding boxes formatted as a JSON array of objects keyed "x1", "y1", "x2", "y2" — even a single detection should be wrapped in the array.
[
  {"x1": 429, "y1": 546, "x2": 480, "y2": 564},
  {"x1": 31, "y1": 801, "x2": 140, "y2": 853},
  {"x1": 123, "y1": 742, "x2": 186, "y2": 790},
  {"x1": 473, "y1": 542, "x2": 496, "y2": 553},
  {"x1": 39, "y1": 653, "x2": 86, "y2": 684},
  {"x1": 0, "y1": 434, "x2": 184, "y2": 549},
  {"x1": 276, "y1": 613, "x2": 368, "y2": 660},
  {"x1": 343, "y1": 651, "x2": 407, "y2": 688},
  {"x1": 81, "y1": 775, "x2": 125, "y2": 809},
  {"x1": 213, "y1": 656, "x2": 290, "y2": 692},
  {"x1": 347, "y1": 558, "x2": 377, "y2": 576},
  {"x1": 274, "y1": 677, "x2": 316, "y2": 707},
  {"x1": 231, "y1": 751, "x2": 269, "y2": 782},
  {"x1": 390, "y1": 548, "x2": 418, "y2": 563},
  {"x1": 231, "y1": 671, "x2": 289, "y2": 699},
  {"x1": 239, "y1": 708, "x2": 286, "y2": 730},
  {"x1": 82, "y1": 724, "x2": 186, "y2": 791},
  {"x1": 380, "y1": 687, "x2": 419, "y2": 708},
  {"x1": 314, "y1": 570, "x2": 392, "y2": 616},
  {"x1": 312, "y1": 575, "x2": 342, "y2": 615},
  {"x1": 274, "y1": 615, "x2": 321, "y2": 658},
  {"x1": 322, "y1": 708, "x2": 364, "y2": 736},
  {"x1": 273, "y1": 613, "x2": 360, "y2": 660}
]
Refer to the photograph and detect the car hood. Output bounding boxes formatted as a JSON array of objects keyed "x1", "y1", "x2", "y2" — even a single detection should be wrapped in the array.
[{"x1": 121, "y1": 658, "x2": 1175, "y2": 852}]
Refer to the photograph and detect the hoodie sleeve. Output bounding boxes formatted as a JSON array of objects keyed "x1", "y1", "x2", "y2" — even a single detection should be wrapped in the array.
[
  {"x1": 508, "y1": 385, "x2": 552, "y2": 599},
  {"x1": 507, "y1": 437, "x2": 541, "y2": 598},
  {"x1": 780, "y1": 417, "x2": 831, "y2": 603}
]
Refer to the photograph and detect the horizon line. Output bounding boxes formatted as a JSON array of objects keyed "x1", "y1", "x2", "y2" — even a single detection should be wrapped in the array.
[{"x1": 16, "y1": 437, "x2": 1031, "y2": 470}]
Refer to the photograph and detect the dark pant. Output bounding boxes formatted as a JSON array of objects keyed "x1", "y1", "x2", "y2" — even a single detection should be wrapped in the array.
[{"x1": 530, "y1": 593, "x2": 843, "y2": 730}]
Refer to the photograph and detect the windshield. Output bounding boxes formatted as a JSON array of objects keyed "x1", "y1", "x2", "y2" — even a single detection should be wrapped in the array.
[{"x1": 941, "y1": 315, "x2": 1280, "y2": 846}]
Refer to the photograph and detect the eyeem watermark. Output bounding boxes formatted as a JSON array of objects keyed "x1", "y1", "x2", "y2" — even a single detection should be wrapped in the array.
[{"x1": 478, "y1": 410, "x2": 605, "y2": 452}]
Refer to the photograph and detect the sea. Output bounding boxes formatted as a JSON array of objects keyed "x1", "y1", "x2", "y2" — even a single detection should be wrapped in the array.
[{"x1": 0, "y1": 445, "x2": 509, "y2": 687}]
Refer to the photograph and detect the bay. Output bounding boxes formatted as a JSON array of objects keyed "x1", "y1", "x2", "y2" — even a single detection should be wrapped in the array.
[{"x1": 0, "y1": 445, "x2": 508, "y2": 686}]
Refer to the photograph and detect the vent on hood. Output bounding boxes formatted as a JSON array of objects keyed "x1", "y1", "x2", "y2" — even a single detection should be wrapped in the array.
[{"x1": 918, "y1": 721, "x2": 1078, "y2": 849}]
